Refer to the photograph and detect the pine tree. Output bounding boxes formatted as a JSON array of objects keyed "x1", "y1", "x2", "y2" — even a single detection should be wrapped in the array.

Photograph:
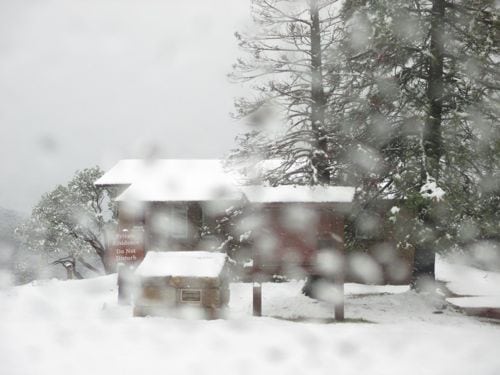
[
  {"x1": 229, "y1": 0, "x2": 499, "y2": 287},
  {"x1": 340, "y1": 0, "x2": 499, "y2": 285},
  {"x1": 229, "y1": 0, "x2": 346, "y2": 184}
]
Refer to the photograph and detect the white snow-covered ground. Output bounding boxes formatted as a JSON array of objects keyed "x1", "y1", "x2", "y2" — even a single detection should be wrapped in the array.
[
  {"x1": 436, "y1": 254, "x2": 500, "y2": 310},
  {"x1": 0, "y1": 262, "x2": 499, "y2": 375},
  {"x1": 437, "y1": 254, "x2": 500, "y2": 296}
]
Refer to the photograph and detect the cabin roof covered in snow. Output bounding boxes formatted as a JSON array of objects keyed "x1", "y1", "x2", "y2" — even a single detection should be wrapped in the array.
[
  {"x1": 241, "y1": 185, "x2": 356, "y2": 203},
  {"x1": 95, "y1": 158, "x2": 280, "y2": 187},
  {"x1": 96, "y1": 159, "x2": 356, "y2": 203},
  {"x1": 98, "y1": 159, "x2": 243, "y2": 202},
  {"x1": 94, "y1": 159, "x2": 148, "y2": 186},
  {"x1": 135, "y1": 251, "x2": 227, "y2": 278}
]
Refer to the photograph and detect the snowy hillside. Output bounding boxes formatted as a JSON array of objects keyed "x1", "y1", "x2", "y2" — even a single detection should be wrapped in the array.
[
  {"x1": 0, "y1": 207, "x2": 28, "y2": 284},
  {"x1": 0, "y1": 206, "x2": 24, "y2": 243},
  {"x1": 0, "y1": 264, "x2": 499, "y2": 375}
]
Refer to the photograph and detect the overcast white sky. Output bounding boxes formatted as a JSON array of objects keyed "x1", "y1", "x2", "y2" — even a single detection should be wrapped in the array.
[{"x1": 0, "y1": 0, "x2": 252, "y2": 212}]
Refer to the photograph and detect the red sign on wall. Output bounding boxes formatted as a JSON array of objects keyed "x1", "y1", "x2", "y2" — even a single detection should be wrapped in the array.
[{"x1": 110, "y1": 228, "x2": 145, "y2": 266}]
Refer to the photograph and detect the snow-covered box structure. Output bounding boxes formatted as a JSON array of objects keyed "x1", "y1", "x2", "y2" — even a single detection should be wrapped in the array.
[{"x1": 133, "y1": 251, "x2": 229, "y2": 318}]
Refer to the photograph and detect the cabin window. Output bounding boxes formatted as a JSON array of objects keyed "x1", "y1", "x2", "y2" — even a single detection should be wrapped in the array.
[
  {"x1": 169, "y1": 206, "x2": 188, "y2": 238},
  {"x1": 180, "y1": 289, "x2": 202, "y2": 303}
]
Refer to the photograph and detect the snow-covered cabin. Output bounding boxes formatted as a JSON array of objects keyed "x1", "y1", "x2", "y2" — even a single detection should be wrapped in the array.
[
  {"x1": 95, "y1": 159, "x2": 355, "y2": 276},
  {"x1": 96, "y1": 159, "x2": 355, "y2": 319}
]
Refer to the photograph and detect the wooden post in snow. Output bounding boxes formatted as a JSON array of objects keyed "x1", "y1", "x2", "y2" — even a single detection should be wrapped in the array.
[
  {"x1": 334, "y1": 266, "x2": 345, "y2": 321},
  {"x1": 117, "y1": 264, "x2": 134, "y2": 305},
  {"x1": 252, "y1": 250, "x2": 262, "y2": 316},
  {"x1": 253, "y1": 282, "x2": 262, "y2": 316},
  {"x1": 117, "y1": 264, "x2": 126, "y2": 304},
  {"x1": 334, "y1": 215, "x2": 345, "y2": 321}
]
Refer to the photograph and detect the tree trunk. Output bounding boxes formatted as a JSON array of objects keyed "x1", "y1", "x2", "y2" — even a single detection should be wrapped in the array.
[
  {"x1": 77, "y1": 256, "x2": 101, "y2": 274},
  {"x1": 309, "y1": 0, "x2": 330, "y2": 184},
  {"x1": 100, "y1": 253, "x2": 114, "y2": 274},
  {"x1": 413, "y1": 0, "x2": 445, "y2": 287},
  {"x1": 423, "y1": 0, "x2": 445, "y2": 177},
  {"x1": 411, "y1": 245, "x2": 436, "y2": 289},
  {"x1": 94, "y1": 245, "x2": 114, "y2": 274}
]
